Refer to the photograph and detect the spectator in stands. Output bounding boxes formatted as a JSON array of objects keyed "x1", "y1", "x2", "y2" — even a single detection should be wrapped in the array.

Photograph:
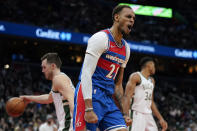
[{"x1": 39, "y1": 114, "x2": 57, "y2": 131}]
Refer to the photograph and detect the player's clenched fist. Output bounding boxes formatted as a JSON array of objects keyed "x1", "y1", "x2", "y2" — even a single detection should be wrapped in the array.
[
  {"x1": 160, "y1": 119, "x2": 168, "y2": 131},
  {"x1": 84, "y1": 110, "x2": 98, "y2": 123},
  {"x1": 124, "y1": 115, "x2": 132, "y2": 126}
]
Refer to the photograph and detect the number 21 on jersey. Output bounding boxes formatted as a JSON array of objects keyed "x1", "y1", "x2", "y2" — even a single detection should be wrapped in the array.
[{"x1": 106, "y1": 64, "x2": 119, "y2": 79}]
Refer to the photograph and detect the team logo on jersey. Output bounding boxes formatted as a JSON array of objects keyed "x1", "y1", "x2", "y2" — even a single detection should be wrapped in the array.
[
  {"x1": 142, "y1": 83, "x2": 153, "y2": 90},
  {"x1": 106, "y1": 54, "x2": 124, "y2": 64},
  {"x1": 111, "y1": 45, "x2": 117, "y2": 48},
  {"x1": 76, "y1": 112, "x2": 82, "y2": 127}
]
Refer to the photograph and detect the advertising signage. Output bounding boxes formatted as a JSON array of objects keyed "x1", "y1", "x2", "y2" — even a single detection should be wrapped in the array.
[{"x1": 0, "y1": 21, "x2": 196, "y2": 60}]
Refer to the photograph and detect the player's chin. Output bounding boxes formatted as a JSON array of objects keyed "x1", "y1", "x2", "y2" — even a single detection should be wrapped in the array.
[
  {"x1": 45, "y1": 75, "x2": 49, "y2": 80},
  {"x1": 122, "y1": 30, "x2": 130, "y2": 36},
  {"x1": 125, "y1": 28, "x2": 131, "y2": 35}
]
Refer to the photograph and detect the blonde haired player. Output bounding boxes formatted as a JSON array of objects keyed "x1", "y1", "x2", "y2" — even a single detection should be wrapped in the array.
[
  {"x1": 123, "y1": 57, "x2": 168, "y2": 131},
  {"x1": 20, "y1": 53, "x2": 74, "y2": 131}
]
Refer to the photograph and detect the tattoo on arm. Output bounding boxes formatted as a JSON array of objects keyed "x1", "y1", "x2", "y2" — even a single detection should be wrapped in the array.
[{"x1": 114, "y1": 87, "x2": 123, "y2": 112}]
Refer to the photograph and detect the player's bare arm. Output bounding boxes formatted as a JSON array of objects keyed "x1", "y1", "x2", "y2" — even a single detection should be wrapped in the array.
[
  {"x1": 112, "y1": 68, "x2": 127, "y2": 131},
  {"x1": 52, "y1": 75, "x2": 74, "y2": 115},
  {"x1": 151, "y1": 78, "x2": 168, "y2": 131},
  {"x1": 122, "y1": 73, "x2": 140, "y2": 126},
  {"x1": 114, "y1": 67, "x2": 133, "y2": 128},
  {"x1": 20, "y1": 92, "x2": 53, "y2": 105},
  {"x1": 123, "y1": 73, "x2": 140, "y2": 116},
  {"x1": 114, "y1": 67, "x2": 125, "y2": 111}
]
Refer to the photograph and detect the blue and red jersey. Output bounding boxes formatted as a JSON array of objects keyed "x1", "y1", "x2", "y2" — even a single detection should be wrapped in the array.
[{"x1": 80, "y1": 29, "x2": 127, "y2": 95}]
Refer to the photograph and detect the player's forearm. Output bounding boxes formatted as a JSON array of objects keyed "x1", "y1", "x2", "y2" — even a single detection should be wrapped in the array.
[
  {"x1": 81, "y1": 72, "x2": 92, "y2": 100},
  {"x1": 81, "y1": 71, "x2": 93, "y2": 109},
  {"x1": 81, "y1": 54, "x2": 99, "y2": 109},
  {"x1": 81, "y1": 54, "x2": 98, "y2": 99},
  {"x1": 151, "y1": 101, "x2": 164, "y2": 121},
  {"x1": 68, "y1": 102, "x2": 74, "y2": 116},
  {"x1": 122, "y1": 95, "x2": 132, "y2": 116},
  {"x1": 81, "y1": 70, "x2": 93, "y2": 109},
  {"x1": 67, "y1": 97, "x2": 74, "y2": 115},
  {"x1": 114, "y1": 67, "x2": 125, "y2": 111},
  {"x1": 114, "y1": 84, "x2": 124, "y2": 111},
  {"x1": 26, "y1": 94, "x2": 52, "y2": 104}
]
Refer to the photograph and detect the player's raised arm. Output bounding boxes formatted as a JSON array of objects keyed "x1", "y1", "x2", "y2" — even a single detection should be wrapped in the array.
[
  {"x1": 122, "y1": 73, "x2": 140, "y2": 117},
  {"x1": 150, "y1": 78, "x2": 168, "y2": 131},
  {"x1": 52, "y1": 75, "x2": 74, "y2": 115}
]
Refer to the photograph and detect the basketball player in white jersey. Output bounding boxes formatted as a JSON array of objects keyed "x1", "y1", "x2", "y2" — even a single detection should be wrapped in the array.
[
  {"x1": 122, "y1": 57, "x2": 168, "y2": 131},
  {"x1": 20, "y1": 53, "x2": 74, "y2": 131}
]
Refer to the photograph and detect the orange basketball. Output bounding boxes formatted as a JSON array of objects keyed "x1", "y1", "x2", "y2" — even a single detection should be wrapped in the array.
[{"x1": 6, "y1": 97, "x2": 26, "y2": 117}]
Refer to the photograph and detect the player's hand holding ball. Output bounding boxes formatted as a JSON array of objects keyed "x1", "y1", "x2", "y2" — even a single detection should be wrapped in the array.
[
  {"x1": 19, "y1": 96, "x2": 31, "y2": 106},
  {"x1": 6, "y1": 97, "x2": 26, "y2": 117}
]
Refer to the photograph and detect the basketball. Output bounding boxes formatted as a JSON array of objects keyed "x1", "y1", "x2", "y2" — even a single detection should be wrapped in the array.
[{"x1": 6, "y1": 97, "x2": 26, "y2": 117}]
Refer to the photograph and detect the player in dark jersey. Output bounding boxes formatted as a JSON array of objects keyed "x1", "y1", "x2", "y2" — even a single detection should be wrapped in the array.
[{"x1": 73, "y1": 5, "x2": 135, "y2": 131}]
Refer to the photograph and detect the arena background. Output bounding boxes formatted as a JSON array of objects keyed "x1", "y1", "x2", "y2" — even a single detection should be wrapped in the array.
[{"x1": 0, "y1": 0, "x2": 197, "y2": 130}]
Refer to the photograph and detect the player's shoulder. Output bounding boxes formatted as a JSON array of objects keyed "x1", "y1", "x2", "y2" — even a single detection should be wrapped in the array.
[
  {"x1": 129, "y1": 72, "x2": 140, "y2": 81},
  {"x1": 124, "y1": 40, "x2": 130, "y2": 49},
  {"x1": 53, "y1": 74, "x2": 71, "y2": 91},
  {"x1": 131, "y1": 72, "x2": 140, "y2": 76},
  {"x1": 53, "y1": 74, "x2": 70, "y2": 85},
  {"x1": 89, "y1": 31, "x2": 108, "y2": 40}
]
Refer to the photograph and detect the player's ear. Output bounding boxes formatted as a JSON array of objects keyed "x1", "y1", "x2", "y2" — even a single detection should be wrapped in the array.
[
  {"x1": 114, "y1": 14, "x2": 120, "y2": 22},
  {"x1": 51, "y1": 63, "x2": 56, "y2": 69}
]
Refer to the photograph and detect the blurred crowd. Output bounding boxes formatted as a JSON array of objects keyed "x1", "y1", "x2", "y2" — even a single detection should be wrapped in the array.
[
  {"x1": 154, "y1": 79, "x2": 197, "y2": 131},
  {"x1": 0, "y1": 63, "x2": 197, "y2": 131},
  {"x1": 0, "y1": 0, "x2": 197, "y2": 49}
]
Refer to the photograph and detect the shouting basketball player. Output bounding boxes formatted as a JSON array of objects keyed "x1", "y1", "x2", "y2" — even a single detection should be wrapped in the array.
[
  {"x1": 20, "y1": 53, "x2": 74, "y2": 131},
  {"x1": 122, "y1": 57, "x2": 168, "y2": 131},
  {"x1": 73, "y1": 5, "x2": 135, "y2": 131}
]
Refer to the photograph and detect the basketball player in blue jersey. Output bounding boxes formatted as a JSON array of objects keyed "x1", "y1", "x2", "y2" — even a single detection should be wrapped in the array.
[
  {"x1": 73, "y1": 5, "x2": 135, "y2": 131},
  {"x1": 122, "y1": 57, "x2": 168, "y2": 131},
  {"x1": 20, "y1": 53, "x2": 74, "y2": 131}
]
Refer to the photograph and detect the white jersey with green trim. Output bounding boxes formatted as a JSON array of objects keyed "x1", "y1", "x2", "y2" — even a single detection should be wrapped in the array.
[
  {"x1": 132, "y1": 72, "x2": 154, "y2": 114},
  {"x1": 51, "y1": 72, "x2": 74, "y2": 131}
]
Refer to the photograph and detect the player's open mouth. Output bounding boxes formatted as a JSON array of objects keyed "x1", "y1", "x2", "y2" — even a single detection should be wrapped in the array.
[{"x1": 128, "y1": 25, "x2": 132, "y2": 31}]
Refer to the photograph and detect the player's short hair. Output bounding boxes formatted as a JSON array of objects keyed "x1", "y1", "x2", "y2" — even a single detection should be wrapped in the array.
[
  {"x1": 139, "y1": 57, "x2": 154, "y2": 69},
  {"x1": 112, "y1": 5, "x2": 132, "y2": 21},
  {"x1": 41, "y1": 53, "x2": 62, "y2": 68}
]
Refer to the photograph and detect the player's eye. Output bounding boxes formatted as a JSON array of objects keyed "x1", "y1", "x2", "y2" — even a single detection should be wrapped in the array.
[{"x1": 127, "y1": 15, "x2": 132, "y2": 18}]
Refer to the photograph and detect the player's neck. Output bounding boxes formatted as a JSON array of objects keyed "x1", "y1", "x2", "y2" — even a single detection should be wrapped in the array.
[
  {"x1": 141, "y1": 70, "x2": 150, "y2": 79},
  {"x1": 110, "y1": 26, "x2": 123, "y2": 45},
  {"x1": 52, "y1": 69, "x2": 61, "y2": 79}
]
